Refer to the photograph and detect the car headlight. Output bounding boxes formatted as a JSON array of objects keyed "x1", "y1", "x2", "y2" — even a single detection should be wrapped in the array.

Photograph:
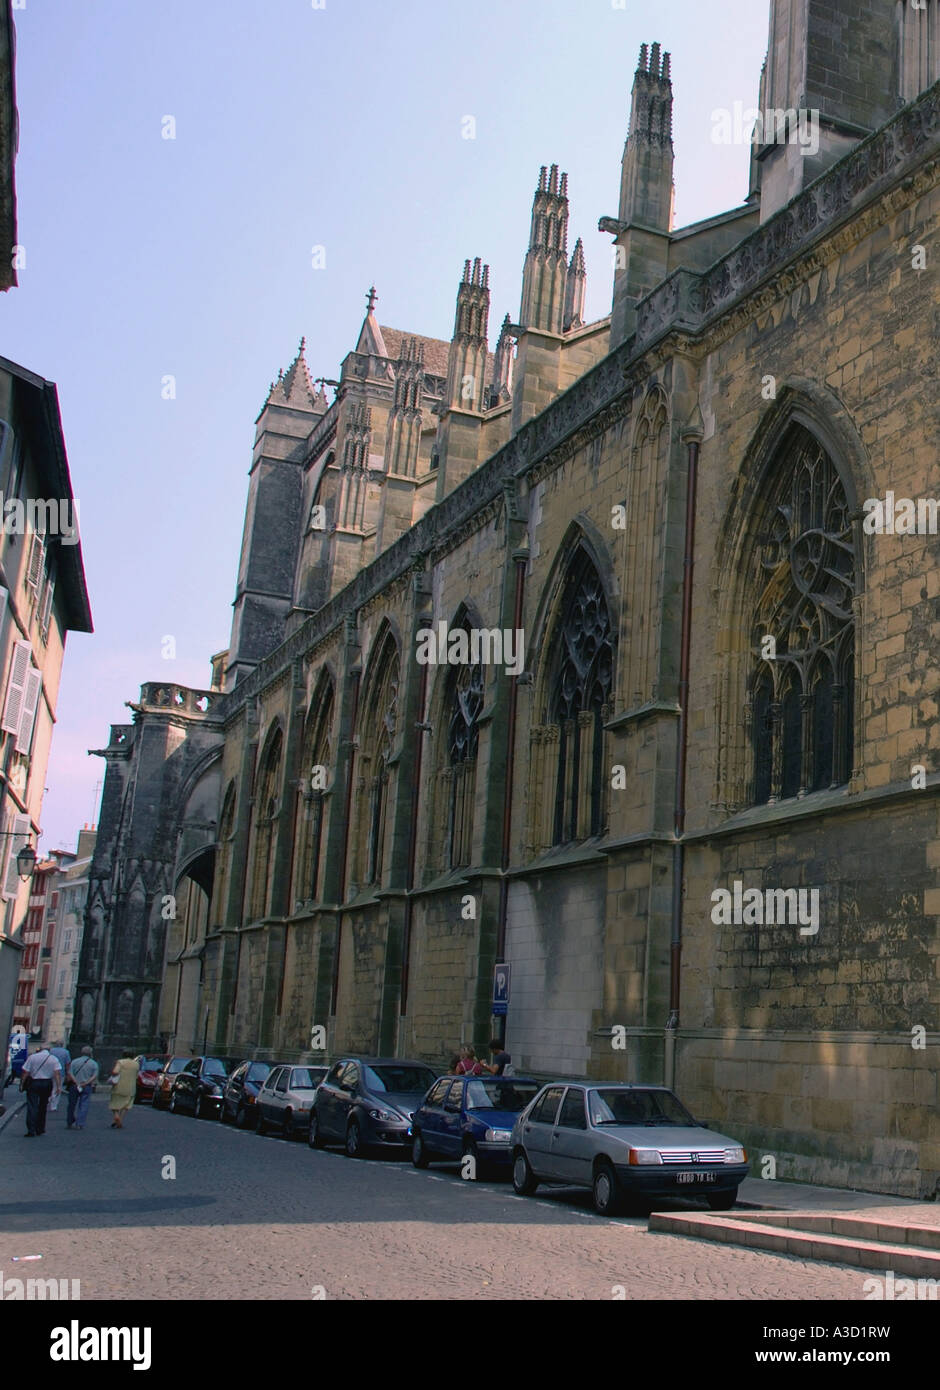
[
  {"x1": 369, "y1": 1107, "x2": 403, "y2": 1123},
  {"x1": 627, "y1": 1147, "x2": 663, "y2": 1165},
  {"x1": 484, "y1": 1128, "x2": 512, "y2": 1143},
  {"x1": 724, "y1": 1146, "x2": 746, "y2": 1163}
]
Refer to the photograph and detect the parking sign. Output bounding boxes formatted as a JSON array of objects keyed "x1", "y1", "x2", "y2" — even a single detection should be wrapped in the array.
[{"x1": 492, "y1": 962, "x2": 510, "y2": 1017}]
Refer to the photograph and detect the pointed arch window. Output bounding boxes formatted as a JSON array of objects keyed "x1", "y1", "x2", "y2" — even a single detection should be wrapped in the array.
[
  {"x1": 536, "y1": 549, "x2": 614, "y2": 848},
  {"x1": 354, "y1": 637, "x2": 399, "y2": 890},
  {"x1": 294, "y1": 681, "x2": 334, "y2": 905},
  {"x1": 748, "y1": 430, "x2": 855, "y2": 804},
  {"x1": 214, "y1": 783, "x2": 236, "y2": 923},
  {"x1": 444, "y1": 653, "x2": 484, "y2": 869},
  {"x1": 249, "y1": 728, "x2": 282, "y2": 920}
]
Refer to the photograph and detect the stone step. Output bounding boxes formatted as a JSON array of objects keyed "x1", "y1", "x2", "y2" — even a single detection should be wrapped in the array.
[
  {"x1": 725, "y1": 1210, "x2": 940, "y2": 1251},
  {"x1": 648, "y1": 1212, "x2": 940, "y2": 1277}
]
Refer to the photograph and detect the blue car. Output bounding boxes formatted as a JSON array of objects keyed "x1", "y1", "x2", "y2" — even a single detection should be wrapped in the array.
[{"x1": 411, "y1": 1074, "x2": 542, "y2": 1177}]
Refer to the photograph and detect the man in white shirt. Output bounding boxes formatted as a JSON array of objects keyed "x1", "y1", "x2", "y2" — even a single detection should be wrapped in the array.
[{"x1": 21, "y1": 1043, "x2": 62, "y2": 1137}]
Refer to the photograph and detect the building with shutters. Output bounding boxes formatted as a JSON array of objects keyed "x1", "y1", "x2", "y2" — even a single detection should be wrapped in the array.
[
  {"x1": 79, "y1": 3, "x2": 940, "y2": 1193},
  {"x1": 39, "y1": 827, "x2": 96, "y2": 1044},
  {"x1": 0, "y1": 356, "x2": 93, "y2": 1056}
]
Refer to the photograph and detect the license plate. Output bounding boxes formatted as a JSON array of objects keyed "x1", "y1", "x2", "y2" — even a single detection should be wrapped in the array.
[{"x1": 676, "y1": 1172, "x2": 716, "y2": 1184}]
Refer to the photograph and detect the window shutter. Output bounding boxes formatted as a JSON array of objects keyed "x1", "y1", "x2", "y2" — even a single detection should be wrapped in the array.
[
  {"x1": 2, "y1": 812, "x2": 31, "y2": 900},
  {"x1": 2, "y1": 640, "x2": 31, "y2": 733},
  {"x1": 26, "y1": 532, "x2": 44, "y2": 591},
  {"x1": 15, "y1": 665, "x2": 42, "y2": 754},
  {"x1": 39, "y1": 572, "x2": 54, "y2": 640}
]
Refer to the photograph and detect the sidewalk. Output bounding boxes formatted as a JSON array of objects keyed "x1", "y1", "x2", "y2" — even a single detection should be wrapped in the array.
[
  {"x1": 737, "y1": 1174, "x2": 940, "y2": 1230},
  {"x1": 0, "y1": 1093, "x2": 24, "y2": 1132}
]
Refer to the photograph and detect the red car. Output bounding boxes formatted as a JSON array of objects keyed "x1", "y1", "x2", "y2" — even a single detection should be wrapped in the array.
[{"x1": 135, "y1": 1055, "x2": 168, "y2": 1104}]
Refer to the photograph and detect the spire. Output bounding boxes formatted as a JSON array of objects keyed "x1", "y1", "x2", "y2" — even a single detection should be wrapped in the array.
[
  {"x1": 563, "y1": 238, "x2": 586, "y2": 332},
  {"x1": 618, "y1": 41, "x2": 674, "y2": 229},
  {"x1": 446, "y1": 256, "x2": 490, "y2": 411},
  {"x1": 489, "y1": 313, "x2": 514, "y2": 404},
  {"x1": 355, "y1": 285, "x2": 388, "y2": 357},
  {"x1": 519, "y1": 163, "x2": 570, "y2": 334},
  {"x1": 280, "y1": 337, "x2": 317, "y2": 408},
  {"x1": 262, "y1": 337, "x2": 318, "y2": 411}
]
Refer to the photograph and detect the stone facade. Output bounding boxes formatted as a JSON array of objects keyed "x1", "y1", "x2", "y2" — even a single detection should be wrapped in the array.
[{"x1": 78, "y1": 4, "x2": 940, "y2": 1196}]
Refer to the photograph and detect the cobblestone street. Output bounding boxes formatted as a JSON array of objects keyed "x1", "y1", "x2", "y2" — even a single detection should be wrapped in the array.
[{"x1": 0, "y1": 1095, "x2": 871, "y2": 1300}]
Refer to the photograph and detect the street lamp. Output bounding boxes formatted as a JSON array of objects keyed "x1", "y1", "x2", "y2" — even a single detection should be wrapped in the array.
[{"x1": 16, "y1": 842, "x2": 36, "y2": 881}]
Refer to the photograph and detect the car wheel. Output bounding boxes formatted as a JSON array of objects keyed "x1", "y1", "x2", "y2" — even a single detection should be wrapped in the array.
[
  {"x1": 193, "y1": 1096, "x2": 203, "y2": 1120},
  {"x1": 512, "y1": 1149, "x2": 538, "y2": 1196},
  {"x1": 706, "y1": 1190, "x2": 737, "y2": 1211},
  {"x1": 169, "y1": 1093, "x2": 179, "y2": 1114},
  {"x1": 411, "y1": 1129, "x2": 429, "y2": 1168},
  {"x1": 345, "y1": 1119, "x2": 364, "y2": 1158},
  {"x1": 219, "y1": 1102, "x2": 230, "y2": 1124},
  {"x1": 257, "y1": 1111, "x2": 269, "y2": 1136},
  {"x1": 235, "y1": 1104, "x2": 247, "y2": 1128},
  {"x1": 283, "y1": 1109, "x2": 293, "y2": 1140},
  {"x1": 592, "y1": 1161, "x2": 621, "y2": 1216},
  {"x1": 307, "y1": 1110, "x2": 325, "y2": 1149}
]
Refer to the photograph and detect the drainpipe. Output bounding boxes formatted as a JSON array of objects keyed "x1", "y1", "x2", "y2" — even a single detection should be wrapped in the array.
[
  {"x1": 330, "y1": 668, "x2": 360, "y2": 1015},
  {"x1": 667, "y1": 408, "x2": 704, "y2": 1091},
  {"x1": 400, "y1": 626, "x2": 431, "y2": 1019},
  {"x1": 496, "y1": 549, "x2": 528, "y2": 965}
]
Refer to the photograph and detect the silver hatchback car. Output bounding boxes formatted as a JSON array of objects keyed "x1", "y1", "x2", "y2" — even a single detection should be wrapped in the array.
[{"x1": 510, "y1": 1083, "x2": 748, "y2": 1215}]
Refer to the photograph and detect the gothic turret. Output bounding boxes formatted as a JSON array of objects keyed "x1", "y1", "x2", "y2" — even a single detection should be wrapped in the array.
[
  {"x1": 227, "y1": 338, "x2": 320, "y2": 688},
  {"x1": 563, "y1": 237, "x2": 586, "y2": 332},
  {"x1": 445, "y1": 257, "x2": 490, "y2": 412},
  {"x1": 602, "y1": 43, "x2": 674, "y2": 351},
  {"x1": 489, "y1": 313, "x2": 514, "y2": 404},
  {"x1": 519, "y1": 164, "x2": 569, "y2": 334}
]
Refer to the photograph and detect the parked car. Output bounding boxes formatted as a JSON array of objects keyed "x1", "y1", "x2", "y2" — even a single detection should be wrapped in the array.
[
  {"x1": 221, "y1": 1059, "x2": 276, "y2": 1128},
  {"x1": 152, "y1": 1056, "x2": 190, "y2": 1110},
  {"x1": 134, "y1": 1056, "x2": 166, "y2": 1105},
  {"x1": 169, "y1": 1056, "x2": 232, "y2": 1119},
  {"x1": 309, "y1": 1057, "x2": 439, "y2": 1157},
  {"x1": 412, "y1": 1075, "x2": 541, "y2": 1177},
  {"x1": 510, "y1": 1083, "x2": 749, "y2": 1215},
  {"x1": 256, "y1": 1064, "x2": 327, "y2": 1139}
]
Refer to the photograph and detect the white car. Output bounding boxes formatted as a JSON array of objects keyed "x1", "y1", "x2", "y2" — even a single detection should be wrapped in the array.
[{"x1": 256, "y1": 1064, "x2": 327, "y2": 1139}]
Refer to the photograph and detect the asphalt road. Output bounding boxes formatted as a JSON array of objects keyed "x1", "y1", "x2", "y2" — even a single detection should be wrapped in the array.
[{"x1": 0, "y1": 1091, "x2": 868, "y2": 1300}]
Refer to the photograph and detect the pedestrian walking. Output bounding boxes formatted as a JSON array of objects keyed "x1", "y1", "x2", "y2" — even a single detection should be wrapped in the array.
[
  {"x1": 107, "y1": 1051, "x2": 139, "y2": 1128},
  {"x1": 66, "y1": 1046, "x2": 99, "y2": 1129},
  {"x1": 20, "y1": 1043, "x2": 62, "y2": 1136}
]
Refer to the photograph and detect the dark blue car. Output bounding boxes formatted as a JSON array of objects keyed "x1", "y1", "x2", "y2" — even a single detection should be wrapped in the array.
[{"x1": 411, "y1": 1074, "x2": 541, "y2": 1178}]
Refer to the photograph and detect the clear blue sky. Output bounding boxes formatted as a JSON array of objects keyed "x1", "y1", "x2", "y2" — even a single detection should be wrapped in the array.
[{"x1": 2, "y1": 0, "x2": 769, "y2": 854}]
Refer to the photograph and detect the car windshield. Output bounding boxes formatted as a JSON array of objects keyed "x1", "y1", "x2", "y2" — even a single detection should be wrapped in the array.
[
  {"x1": 465, "y1": 1080, "x2": 540, "y2": 1112},
  {"x1": 203, "y1": 1057, "x2": 229, "y2": 1079},
  {"x1": 246, "y1": 1063, "x2": 271, "y2": 1083},
  {"x1": 167, "y1": 1058, "x2": 187, "y2": 1074},
  {"x1": 290, "y1": 1068, "x2": 323, "y2": 1090},
  {"x1": 589, "y1": 1088, "x2": 696, "y2": 1127},
  {"x1": 365, "y1": 1065, "x2": 437, "y2": 1094},
  {"x1": 139, "y1": 1058, "x2": 163, "y2": 1071}
]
